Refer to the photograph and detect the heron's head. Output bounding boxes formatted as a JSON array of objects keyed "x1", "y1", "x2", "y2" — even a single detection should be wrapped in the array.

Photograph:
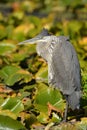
[
  {"x1": 19, "y1": 28, "x2": 51, "y2": 45},
  {"x1": 19, "y1": 29, "x2": 55, "y2": 61}
]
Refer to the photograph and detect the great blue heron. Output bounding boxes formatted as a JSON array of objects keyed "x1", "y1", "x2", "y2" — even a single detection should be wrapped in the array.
[{"x1": 19, "y1": 29, "x2": 81, "y2": 121}]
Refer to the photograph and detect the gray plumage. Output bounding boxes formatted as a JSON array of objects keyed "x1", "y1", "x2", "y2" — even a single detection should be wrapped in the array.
[
  {"x1": 48, "y1": 36, "x2": 81, "y2": 110},
  {"x1": 19, "y1": 29, "x2": 81, "y2": 120}
]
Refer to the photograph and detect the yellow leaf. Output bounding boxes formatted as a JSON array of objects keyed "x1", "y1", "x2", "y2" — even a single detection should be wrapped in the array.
[
  {"x1": 79, "y1": 37, "x2": 87, "y2": 45},
  {"x1": 13, "y1": 24, "x2": 34, "y2": 35},
  {"x1": 81, "y1": 117, "x2": 87, "y2": 123}
]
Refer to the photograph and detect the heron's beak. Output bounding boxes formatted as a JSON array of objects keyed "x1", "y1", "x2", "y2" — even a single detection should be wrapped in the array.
[
  {"x1": 18, "y1": 36, "x2": 46, "y2": 45},
  {"x1": 18, "y1": 38, "x2": 38, "y2": 45}
]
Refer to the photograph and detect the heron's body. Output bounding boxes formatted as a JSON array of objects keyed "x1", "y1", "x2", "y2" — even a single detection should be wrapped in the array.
[
  {"x1": 19, "y1": 29, "x2": 81, "y2": 121},
  {"x1": 47, "y1": 36, "x2": 81, "y2": 110}
]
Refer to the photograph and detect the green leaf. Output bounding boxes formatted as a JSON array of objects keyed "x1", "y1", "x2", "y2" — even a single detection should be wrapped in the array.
[
  {"x1": 78, "y1": 118, "x2": 87, "y2": 130},
  {"x1": 29, "y1": 16, "x2": 41, "y2": 27},
  {"x1": 51, "y1": 112, "x2": 61, "y2": 123},
  {"x1": 78, "y1": 123, "x2": 87, "y2": 130},
  {"x1": 0, "y1": 43, "x2": 16, "y2": 55},
  {"x1": 12, "y1": 44, "x2": 36, "y2": 62},
  {"x1": 0, "y1": 65, "x2": 32, "y2": 86},
  {"x1": 12, "y1": 11, "x2": 24, "y2": 20},
  {"x1": 37, "y1": 112, "x2": 49, "y2": 124},
  {"x1": 0, "y1": 109, "x2": 17, "y2": 120},
  {"x1": 11, "y1": 53, "x2": 27, "y2": 62},
  {"x1": 34, "y1": 83, "x2": 65, "y2": 113},
  {"x1": 12, "y1": 32, "x2": 26, "y2": 41},
  {"x1": 68, "y1": 21, "x2": 82, "y2": 34},
  {"x1": 0, "y1": 115, "x2": 26, "y2": 130},
  {"x1": 35, "y1": 65, "x2": 48, "y2": 83},
  {"x1": 0, "y1": 25, "x2": 7, "y2": 40},
  {"x1": 1, "y1": 97, "x2": 24, "y2": 114}
]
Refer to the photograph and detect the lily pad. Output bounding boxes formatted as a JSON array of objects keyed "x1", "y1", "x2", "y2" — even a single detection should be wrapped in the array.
[
  {"x1": 0, "y1": 115, "x2": 26, "y2": 130},
  {"x1": 34, "y1": 83, "x2": 65, "y2": 113},
  {"x1": 0, "y1": 65, "x2": 32, "y2": 86},
  {"x1": 0, "y1": 43, "x2": 16, "y2": 56},
  {"x1": 1, "y1": 97, "x2": 24, "y2": 114},
  {"x1": 35, "y1": 65, "x2": 48, "y2": 83}
]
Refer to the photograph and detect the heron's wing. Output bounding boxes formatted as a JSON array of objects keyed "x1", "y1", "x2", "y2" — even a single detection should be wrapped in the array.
[{"x1": 49, "y1": 36, "x2": 81, "y2": 95}]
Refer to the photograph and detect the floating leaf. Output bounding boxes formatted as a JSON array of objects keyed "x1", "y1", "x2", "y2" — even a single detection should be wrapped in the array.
[
  {"x1": 29, "y1": 16, "x2": 41, "y2": 27},
  {"x1": 11, "y1": 44, "x2": 36, "y2": 62},
  {"x1": 0, "y1": 65, "x2": 32, "y2": 86},
  {"x1": 51, "y1": 112, "x2": 61, "y2": 123},
  {"x1": 37, "y1": 112, "x2": 49, "y2": 124},
  {"x1": 79, "y1": 37, "x2": 87, "y2": 45},
  {"x1": 0, "y1": 43, "x2": 16, "y2": 55},
  {"x1": 35, "y1": 65, "x2": 48, "y2": 83},
  {"x1": 1, "y1": 97, "x2": 24, "y2": 114},
  {"x1": 34, "y1": 83, "x2": 65, "y2": 113},
  {"x1": 0, "y1": 115, "x2": 26, "y2": 130},
  {"x1": 13, "y1": 23, "x2": 34, "y2": 35},
  {"x1": 34, "y1": 83, "x2": 65, "y2": 123},
  {"x1": 0, "y1": 109, "x2": 17, "y2": 120},
  {"x1": 12, "y1": 11, "x2": 24, "y2": 20},
  {"x1": 11, "y1": 32, "x2": 26, "y2": 41},
  {"x1": 68, "y1": 21, "x2": 82, "y2": 34},
  {"x1": 11, "y1": 52, "x2": 28, "y2": 62},
  {"x1": 51, "y1": 122, "x2": 77, "y2": 130},
  {"x1": 0, "y1": 25, "x2": 7, "y2": 40}
]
